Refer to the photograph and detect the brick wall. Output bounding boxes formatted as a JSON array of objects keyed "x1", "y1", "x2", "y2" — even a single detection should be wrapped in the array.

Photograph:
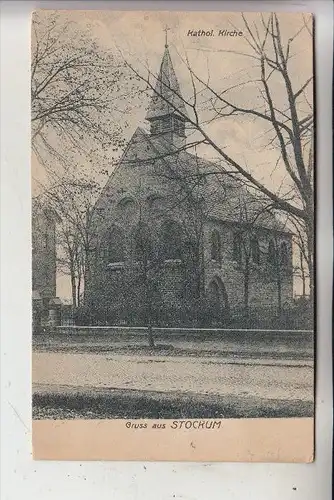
[
  {"x1": 85, "y1": 129, "x2": 294, "y2": 325},
  {"x1": 32, "y1": 203, "x2": 57, "y2": 299},
  {"x1": 203, "y1": 220, "x2": 293, "y2": 311}
]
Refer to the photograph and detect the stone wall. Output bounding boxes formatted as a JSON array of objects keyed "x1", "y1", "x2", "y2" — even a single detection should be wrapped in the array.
[
  {"x1": 85, "y1": 128, "x2": 294, "y2": 326},
  {"x1": 203, "y1": 219, "x2": 293, "y2": 311},
  {"x1": 32, "y1": 202, "x2": 57, "y2": 299}
]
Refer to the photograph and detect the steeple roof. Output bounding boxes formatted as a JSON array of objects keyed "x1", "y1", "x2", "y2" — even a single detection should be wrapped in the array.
[{"x1": 145, "y1": 45, "x2": 189, "y2": 121}]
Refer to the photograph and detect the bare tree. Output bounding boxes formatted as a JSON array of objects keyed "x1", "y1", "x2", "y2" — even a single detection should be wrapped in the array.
[
  {"x1": 231, "y1": 198, "x2": 262, "y2": 319},
  {"x1": 123, "y1": 13, "x2": 314, "y2": 298},
  {"x1": 288, "y1": 216, "x2": 311, "y2": 298},
  {"x1": 124, "y1": 132, "x2": 291, "y2": 325},
  {"x1": 95, "y1": 186, "x2": 163, "y2": 346},
  {"x1": 56, "y1": 219, "x2": 84, "y2": 308},
  {"x1": 223, "y1": 191, "x2": 289, "y2": 320},
  {"x1": 293, "y1": 247, "x2": 310, "y2": 300},
  {"x1": 88, "y1": 159, "x2": 222, "y2": 339},
  {"x1": 147, "y1": 148, "x2": 228, "y2": 325},
  {"x1": 31, "y1": 11, "x2": 133, "y2": 167},
  {"x1": 35, "y1": 173, "x2": 101, "y2": 308},
  {"x1": 31, "y1": 11, "x2": 141, "y2": 308},
  {"x1": 132, "y1": 203, "x2": 157, "y2": 347}
]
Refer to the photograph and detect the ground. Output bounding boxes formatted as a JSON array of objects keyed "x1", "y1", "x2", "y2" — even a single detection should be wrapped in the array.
[{"x1": 32, "y1": 329, "x2": 314, "y2": 419}]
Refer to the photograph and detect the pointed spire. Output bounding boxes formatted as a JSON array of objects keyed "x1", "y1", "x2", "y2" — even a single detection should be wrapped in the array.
[{"x1": 145, "y1": 44, "x2": 189, "y2": 121}]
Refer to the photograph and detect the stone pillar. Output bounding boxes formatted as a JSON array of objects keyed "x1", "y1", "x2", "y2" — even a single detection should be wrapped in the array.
[{"x1": 48, "y1": 308, "x2": 57, "y2": 326}]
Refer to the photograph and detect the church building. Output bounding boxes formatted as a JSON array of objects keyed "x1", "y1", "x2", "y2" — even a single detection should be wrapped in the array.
[{"x1": 84, "y1": 41, "x2": 293, "y2": 327}]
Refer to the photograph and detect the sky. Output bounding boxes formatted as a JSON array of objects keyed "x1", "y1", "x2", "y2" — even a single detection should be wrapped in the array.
[{"x1": 32, "y1": 10, "x2": 313, "y2": 300}]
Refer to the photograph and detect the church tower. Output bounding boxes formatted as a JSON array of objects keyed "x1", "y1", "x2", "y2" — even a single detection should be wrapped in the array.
[{"x1": 145, "y1": 35, "x2": 189, "y2": 149}]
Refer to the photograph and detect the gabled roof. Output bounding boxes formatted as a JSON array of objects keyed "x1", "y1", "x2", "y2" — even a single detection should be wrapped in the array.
[
  {"x1": 145, "y1": 45, "x2": 189, "y2": 121},
  {"x1": 137, "y1": 129, "x2": 290, "y2": 233},
  {"x1": 97, "y1": 125, "x2": 290, "y2": 234}
]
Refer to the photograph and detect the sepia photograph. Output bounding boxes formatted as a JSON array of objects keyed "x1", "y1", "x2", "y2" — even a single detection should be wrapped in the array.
[{"x1": 31, "y1": 10, "x2": 314, "y2": 458}]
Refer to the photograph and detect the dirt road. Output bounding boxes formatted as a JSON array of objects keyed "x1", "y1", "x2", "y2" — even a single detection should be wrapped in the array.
[{"x1": 33, "y1": 351, "x2": 313, "y2": 402}]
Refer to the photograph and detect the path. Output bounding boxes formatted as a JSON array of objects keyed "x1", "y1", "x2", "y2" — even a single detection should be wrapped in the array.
[{"x1": 32, "y1": 351, "x2": 313, "y2": 402}]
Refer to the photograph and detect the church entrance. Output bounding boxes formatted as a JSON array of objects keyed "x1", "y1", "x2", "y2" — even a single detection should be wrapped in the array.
[{"x1": 207, "y1": 277, "x2": 229, "y2": 325}]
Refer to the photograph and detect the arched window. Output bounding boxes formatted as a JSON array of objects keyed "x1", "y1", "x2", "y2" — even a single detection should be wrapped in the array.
[
  {"x1": 147, "y1": 194, "x2": 163, "y2": 210},
  {"x1": 118, "y1": 197, "x2": 136, "y2": 219},
  {"x1": 250, "y1": 236, "x2": 260, "y2": 264},
  {"x1": 233, "y1": 233, "x2": 242, "y2": 263},
  {"x1": 104, "y1": 226, "x2": 125, "y2": 263},
  {"x1": 118, "y1": 197, "x2": 135, "y2": 208},
  {"x1": 267, "y1": 240, "x2": 277, "y2": 265},
  {"x1": 210, "y1": 230, "x2": 221, "y2": 263},
  {"x1": 132, "y1": 223, "x2": 152, "y2": 262},
  {"x1": 161, "y1": 220, "x2": 182, "y2": 260},
  {"x1": 280, "y1": 241, "x2": 289, "y2": 267}
]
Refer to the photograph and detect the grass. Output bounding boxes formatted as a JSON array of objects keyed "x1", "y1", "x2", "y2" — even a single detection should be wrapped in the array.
[
  {"x1": 33, "y1": 336, "x2": 314, "y2": 362},
  {"x1": 32, "y1": 329, "x2": 314, "y2": 420},
  {"x1": 32, "y1": 387, "x2": 314, "y2": 420},
  {"x1": 33, "y1": 345, "x2": 313, "y2": 363}
]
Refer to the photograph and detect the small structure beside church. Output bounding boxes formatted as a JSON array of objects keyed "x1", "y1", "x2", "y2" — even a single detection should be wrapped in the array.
[
  {"x1": 84, "y1": 40, "x2": 293, "y2": 327},
  {"x1": 32, "y1": 199, "x2": 62, "y2": 330}
]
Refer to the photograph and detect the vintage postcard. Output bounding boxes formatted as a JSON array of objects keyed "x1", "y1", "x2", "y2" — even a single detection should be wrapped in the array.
[{"x1": 31, "y1": 10, "x2": 315, "y2": 462}]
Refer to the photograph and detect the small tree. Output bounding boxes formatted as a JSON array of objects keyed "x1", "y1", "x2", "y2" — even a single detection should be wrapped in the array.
[
  {"x1": 147, "y1": 147, "x2": 228, "y2": 323},
  {"x1": 231, "y1": 195, "x2": 271, "y2": 320},
  {"x1": 35, "y1": 174, "x2": 102, "y2": 308},
  {"x1": 293, "y1": 247, "x2": 310, "y2": 300},
  {"x1": 133, "y1": 218, "x2": 156, "y2": 347},
  {"x1": 96, "y1": 184, "x2": 164, "y2": 346},
  {"x1": 289, "y1": 216, "x2": 311, "y2": 299}
]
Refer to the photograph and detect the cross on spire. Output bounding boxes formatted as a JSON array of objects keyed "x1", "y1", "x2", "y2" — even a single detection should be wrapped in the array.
[{"x1": 163, "y1": 25, "x2": 170, "y2": 47}]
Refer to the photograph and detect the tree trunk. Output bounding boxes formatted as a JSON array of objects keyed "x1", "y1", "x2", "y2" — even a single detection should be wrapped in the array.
[
  {"x1": 142, "y1": 256, "x2": 155, "y2": 348},
  {"x1": 83, "y1": 245, "x2": 91, "y2": 304},
  {"x1": 70, "y1": 270, "x2": 77, "y2": 308},
  {"x1": 243, "y1": 261, "x2": 250, "y2": 320},
  {"x1": 146, "y1": 296, "x2": 155, "y2": 348},
  {"x1": 276, "y1": 263, "x2": 282, "y2": 317},
  {"x1": 305, "y1": 215, "x2": 314, "y2": 306},
  {"x1": 199, "y1": 231, "x2": 206, "y2": 299},
  {"x1": 299, "y1": 249, "x2": 306, "y2": 298},
  {"x1": 77, "y1": 271, "x2": 81, "y2": 307},
  {"x1": 147, "y1": 323, "x2": 154, "y2": 348}
]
